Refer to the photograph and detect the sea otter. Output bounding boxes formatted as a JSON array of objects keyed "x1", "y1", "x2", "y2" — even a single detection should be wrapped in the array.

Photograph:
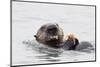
[
  {"x1": 34, "y1": 23, "x2": 93, "y2": 51},
  {"x1": 34, "y1": 23, "x2": 64, "y2": 48}
]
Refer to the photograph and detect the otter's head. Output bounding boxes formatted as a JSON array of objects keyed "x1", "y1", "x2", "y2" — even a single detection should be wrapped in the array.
[{"x1": 34, "y1": 23, "x2": 64, "y2": 48}]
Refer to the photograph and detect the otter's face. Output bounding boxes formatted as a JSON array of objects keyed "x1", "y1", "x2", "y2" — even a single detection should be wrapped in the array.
[
  {"x1": 46, "y1": 24, "x2": 59, "y2": 40},
  {"x1": 45, "y1": 24, "x2": 61, "y2": 48},
  {"x1": 34, "y1": 23, "x2": 64, "y2": 48}
]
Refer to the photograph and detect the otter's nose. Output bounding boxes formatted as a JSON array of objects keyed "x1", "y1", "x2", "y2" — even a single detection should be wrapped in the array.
[{"x1": 47, "y1": 25, "x2": 58, "y2": 32}]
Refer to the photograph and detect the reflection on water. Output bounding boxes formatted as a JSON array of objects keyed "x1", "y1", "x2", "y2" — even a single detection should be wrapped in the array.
[
  {"x1": 23, "y1": 40, "x2": 63, "y2": 62},
  {"x1": 22, "y1": 40, "x2": 95, "y2": 64},
  {"x1": 36, "y1": 54, "x2": 61, "y2": 62}
]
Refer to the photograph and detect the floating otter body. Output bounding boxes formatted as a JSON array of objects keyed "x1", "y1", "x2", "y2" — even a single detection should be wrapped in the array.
[
  {"x1": 34, "y1": 23, "x2": 64, "y2": 48},
  {"x1": 63, "y1": 38, "x2": 79, "y2": 50},
  {"x1": 63, "y1": 33, "x2": 79, "y2": 50},
  {"x1": 62, "y1": 33, "x2": 94, "y2": 51}
]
